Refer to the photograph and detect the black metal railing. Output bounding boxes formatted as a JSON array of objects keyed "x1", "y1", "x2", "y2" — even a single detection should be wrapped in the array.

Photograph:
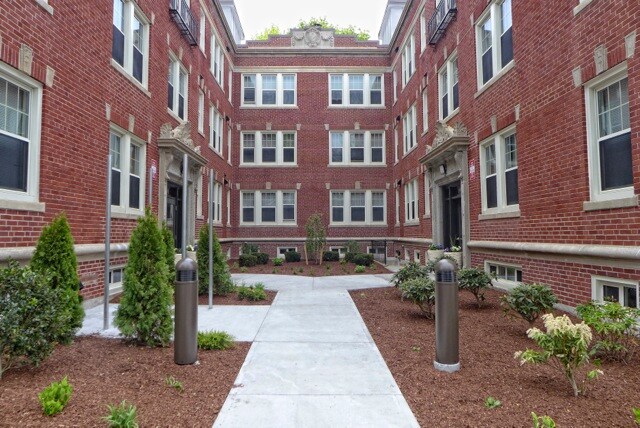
[
  {"x1": 427, "y1": 0, "x2": 457, "y2": 45},
  {"x1": 169, "y1": 0, "x2": 199, "y2": 46}
]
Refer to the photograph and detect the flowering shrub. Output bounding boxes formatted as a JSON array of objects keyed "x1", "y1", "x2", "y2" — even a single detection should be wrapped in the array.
[{"x1": 515, "y1": 314, "x2": 602, "y2": 397}]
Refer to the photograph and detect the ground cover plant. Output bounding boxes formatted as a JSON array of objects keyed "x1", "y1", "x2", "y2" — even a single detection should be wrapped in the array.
[
  {"x1": 103, "y1": 400, "x2": 138, "y2": 428},
  {"x1": 229, "y1": 259, "x2": 390, "y2": 276},
  {"x1": 39, "y1": 377, "x2": 73, "y2": 416},
  {"x1": 197, "y1": 331, "x2": 235, "y2": 350},
  {"x1": 237, "y1": 283, "x2": 267, "y2": 301}
]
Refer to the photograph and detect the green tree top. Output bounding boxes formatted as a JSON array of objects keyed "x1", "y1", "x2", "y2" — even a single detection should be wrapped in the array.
[{"x1": 253, "y1": 17, "x2": 370, "y2": 41}]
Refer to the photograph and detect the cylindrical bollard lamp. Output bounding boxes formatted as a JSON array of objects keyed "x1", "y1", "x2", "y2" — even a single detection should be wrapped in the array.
[
  {"x1": 174, "y1": 257, "x2": 198, "y2": 365},
  {"x1": 434, "y1": 258, "x2": 460, "y2": 372}
]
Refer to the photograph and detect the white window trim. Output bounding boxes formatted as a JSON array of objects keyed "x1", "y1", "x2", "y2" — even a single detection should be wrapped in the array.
[
  {"x1": 328, "y1": 73, "x2": 385, "y2": 108},
  {"x1": 199, "y1": 14, "x2": 206, "y2": 53},
  {"x1": 209, "y1": 181, "x2": 223, "y2": 224},
  {"x1": 241, "y1": 73, "x2": 297, "y2": 107},
  {"x1": 393, "y1": 68, "x2": 398, "y2": 104},
  {"x1": 401, "y1": 34, "x2": 415, "y2": 87},
  {"x1": 584, "y1": 63, "x2": 633, "y2": 204},
  {"x1": 277, "y1": 246, "x2": 298, "y2": 258},
  {"x1": 573, "y1": 0, "x2": 595, "y2": 15},
  {"x1": 112, "y1": 0, "x2": 150, "y2": 89},
  {"x1": 0, "y1": 62, "x2": 44, "y2": 211},
  {"x1": 404, "y1": 179, "x2": 419, "y2": 223},
  {"x1": 420, "y1": 12, "x2": 426, "y2": 53},
  {"x1": 329, "y1": 246, "x2": 347, "y2": 258},
  {"x1": 209, "y1": 105, "x2": 223, "y2": 155},
  {"x1": 475, "y1": 0, "x2": 514, "y2": 91},
  {"x1": 438, "y1": 53, "x2": 459, "y2": 121},
  {"x1": 197, "y1": 90, "x2": 205, "y2": 134},
  {"x1": 240, "y1": 190, "x2": 297, "y2": 226},
  {"x1": 485, "y1": 260, "x2": 522, "y2": 290},
  {"x1": 240, "y1": 131, "x2": 297, "y2": 166},
  {"x1": 197, "y1": 173, "x2": 204, "y2": 218},
  {"x1": 422, "y1": 89, "x2": 429, "y2": 134},
  {"x1": 395, "y1": 188, "x2": 400, "y2": 225},
  {"x1": 210, "y1": 33, "x2": 224, "y2": 88},
  {"x1": 424, "y1": 173, "x2": 431, "y2": 217},
  {"x1": 330, "y1": 190, "x2": 387, "y2": 226},
  {"x1": 328, "y1": 131, "x2": 386, "y2": 166},
  {"x1": 591, "y1": 275, "x2": 639, "y2": 308},
  {"x1": 402, "y1": 104, "x2": 418, "y2": 156},
  {"x1": 479, "y1": 125, "x2": 519, "y2": 215},
  {"x1": 168, "y1": 54, "x2": 188, "y2": 121},
  {"x1": 108, "y1": 265, "x2": 125, "y2": 293},
  {"x1": 109, "y1": 125, "x2": 146, "y2": 217}
]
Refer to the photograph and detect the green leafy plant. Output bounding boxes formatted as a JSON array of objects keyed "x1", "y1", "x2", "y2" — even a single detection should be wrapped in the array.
[
  {"x1": 632, "y1": 407, "x2": 640, "y2": 425},
  {"x1": 241, "y1": 243, "x2": 260, "y2": 254},
  {"x1": 345, "y1": 240, "x2": 360, "y2": 254},
  {"x1": 164, "y1": 376, "x2": 184, "y2": 393},
  {"x1": 501, "y1": 283, "x2": 558, "y2": 326},
  {"x1": 429, "y1": 243, "x2": 444, "y2": 251},
  {"x1": 239, "y1": 254, "x2": 258, "y2": 268},
  {"x1": 322, "y1": 251, "x2": 340, "y2": 262},
  {"x1": 161, "y1": 222, "x2": 176, "y2": 283},
  {"x1": 391, "y1": 262, "x2": 430, "y2": 288},
  {"x1": 400, "y1": 277, "x2": 436, "y2": 318},
  {"x1": 104, "y1": 401, "x2": 138, "y2": 428},
  {"x1": 237, "y1": 284, "x2": 267, "y2": 301},
  {"x1": 515, "y1": 314, "x2": 602, "y2": 397},
  {"x1": 284, "y1": 251, "x2": 301, "y2": 262},
  {"x1": 576, "y1": 300, "x2": 640, "y2": 363},
  {"x1": 304, "y1": 213, "x2": 326, "y2": 265},
  {"x1": 197, "y1": 226, "x2": 235, "y2": 295},
  {"x1": 354, "y1": 265, "x2": 366, "y2": 273},
  {"x1": 30, "y1": 213, "x2": 84, "y2": 344},
  {"x1": 114, "y1": 208, "x2": 173, "y2": 347},
  {"x1": 240, "y1": 267, "x2": 248, "y2": 273},
  {"x1": 197, "y1": 331, "x2": 235, "y2": 350},
  {"x1": 531, "y1": 412, "x2": 556, "y2": 428},
  {"x1": 457, "y1": 267, "x2": 493, "y2": 308},
  {"x1": 273, "y1": 258, "x2": 284, "y2": 266},
  {"x1": 255, "y1": 252, "x2": 270, "y2": 265},
  {"x1": 484, "y1": 396, "x2": 502, "y2": 409},
  {"x1": 352, "y1": 253, "x2": 374, "y2": 267},
  {"x1": 39, "y1": 377, "x2": 73, "y2": 416},
  {"x1": 0, "y1": 261, "x2": 66, "y2": 378},
  {"x1": 253, "y1": 18, "x2": 370, "y2": 41}
]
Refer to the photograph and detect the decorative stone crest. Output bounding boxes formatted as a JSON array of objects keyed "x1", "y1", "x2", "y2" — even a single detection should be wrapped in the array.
[
  {"x1": 432, "y1": 120, "x2": 469, "y2": 148},
  {"x1": 291, "y1": 27, "x2": 334, "y2": 48},
  {"x1": 160, "y1": 122, "x2": 195, "y2": 150}
]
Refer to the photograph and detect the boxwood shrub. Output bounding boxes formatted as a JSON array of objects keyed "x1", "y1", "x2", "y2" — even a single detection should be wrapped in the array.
[
  {"x1": 255, "y1": 252, "x2": 269, "y2": 265},
  {"x1": 239, "y1": 254, "x2": 257, "y2": 267},
  {"x1": 284, "y1": 251, "x2": 301, "y2": 263},
  {"x1": 352, "y1": 253, "x2": 374, "y2": 267},
  {"x1": 322, "y1": 251, "x2": 340, "y2": 262}
]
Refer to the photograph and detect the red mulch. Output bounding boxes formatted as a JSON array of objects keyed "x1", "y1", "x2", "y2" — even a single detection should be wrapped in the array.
[
  {"x1": 0, "y1": 337, "x2": 249, "y2": 427},
  {"x1": 350, "y1": 287, "x2": 640, "y2": 427},
  {"x1": 229, "y1": 260, "x2": 390, "y2": 276}
]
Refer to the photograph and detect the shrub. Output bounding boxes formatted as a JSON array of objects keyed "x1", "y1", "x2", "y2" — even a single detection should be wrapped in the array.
[
  {"x1": 531, "y1": 412, "x2": 556, "y2": 428},
  {"x1": 197, "y1": 331, "x2": 235, "y2": 350},
  {"x1": 104, "y1": 401, "x2": 138, "y2": 428},
  {"x1": 196, "y1": 226, "x2": 235, "y2": 296},
  {"x1": 273, "y1": 258, "x2": 284, "y2": 266},
  {"x1": 255, "y1": 252, "x2": 269, "y2": 265},
  {"x1": 345, "y1": 240, "x2": 360, "y2": 254},
  {"x1": 501, "y1": 283, "x2": 558, "y2": 326},
  {"x1": 344, "y1": 252, "x2": 357, "y2": 263},
  {"x1": 39, "y1": 377, "x2": 73, "y2": 416},
  {"x1": 30, "y1": 213, "x2": 84, "y2": 344},
  {"x1": 352, "y1": 253, "x2": 374, "y2": 267},
  {"x1": 241, "y1": 243, "x2": 259, "y2": 254},
  {"x1": 400, "y1": 277, "x2": 436, "y2": 318},
  {"x1": 114, "y1": 208, "x2": 173, "y2": 347},
  {"x1": 239, "y1": 254, "x2": 258, "y2": 268},
  {"x1": 457, "y1": 267, "x2": 493, "y2": 308},
  {"x1": 391, "y1": 262, "x2": 430, "y2": 288},
  {"x1": 354, "y1": 265, "x2": 366, "y2": 273},
  {"x1": 284, "y1": 251, "x2": 301, "y2": 263},
  {"x1": 0, "y1": 261, "x2": 66, "y2": 378},
  {"x1": 515, "y1": 314, "x2": 602, "y2": 397},
  {"x1": 322, "y1": 251, "x2": 340, "y2": 262},
  {"x1": 237, "y1": 284, "x2": 267, "y2": 301},
  {"x1": 305, "y1": 213, "x2": 326, "y2": 265},
  {"x1": 161, "y1": 222, "x2": 176, "y2": 283},
  {"x1": 576, "y1": 301, "x2": 640, "y2": 363}
]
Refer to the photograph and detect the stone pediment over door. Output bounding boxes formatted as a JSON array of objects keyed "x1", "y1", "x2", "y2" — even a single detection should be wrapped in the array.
[{"x1": 419, "y1": 120, "x2": 470, "y2": 169}]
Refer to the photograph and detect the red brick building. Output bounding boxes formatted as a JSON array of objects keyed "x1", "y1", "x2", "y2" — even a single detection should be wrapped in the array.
[{"x1": 0, "y1": 0, "x2": 638, "y2": 310}]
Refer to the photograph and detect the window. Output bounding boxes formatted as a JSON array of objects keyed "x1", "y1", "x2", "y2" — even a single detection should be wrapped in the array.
[
  {"x1": 241, "y1": 73, "x2": 297, "y2": 107},
  {"x1": 592, "y1": 276, "x2": 639, "y2": 309},
  {"x1": 209, "y1": 106, "x2": 223, "y2": 154},
  {"x1": 424, "y1": 173, "x2": 431, "y2": 216},
  {"x1": 422, "y1": 89, "x2": 429, "y2": 132},
  {"x1": 329, "y1": 131, "x2": 385, "y2": 165},
  {"x1": 199, "y1": 14, "x2": 206, "y2": 53},
  {"x1": 109, "y1": 127, "x2": 145, "y2": 214},
  {"x1": 241, "y1": 131, "x2": 297, "y2": 165},
  {"x1": 197, "y1": 173, "x2": 203, "y2": 217},
  {"x1": 0, "y1": 66, "x2": 42, "y2": 206},
  {"x1": 403, "y1": 105, "x2": 417, "y2": 154},
  {"x1": 393, "y1": 68, "x2": 398, "y2": 103},
  {"x1": 420, "y1": 13, "x2": 426, "y2": 53},
  {"x1": 211, "y1": 34, "x2": 224, "y2": 87},
  {"x1": 480, "y1": 129, "x2": 519, "y2": 212},
  {"x1": 277, "y1": 247, "x2": 297, "y2": 258},
  {"x1": 211, "y1": 181, "x2": 222, "y2": 223},
  {"x1": 439, "y1": 54, "x2": 459, "y2": 119},
  {"x1": 112, "y1": 0, "x2": 149, "y2": 86},
  {"x1": 198, "y1": 91, "x2": 204, "y2": 133},
  {"x1": 585, "y1": 66, "x2": 633, "y2": 203},
  {"x1": 329, "y1": 74, "x2": 384, "y2": 107},
  {"x1": 487, "y1": 262, "x2": 522, "y2": 283},
  {"x1": 168, "y1": 56, "x2": 188, "y2": 120},
  {"x1": 108, "y1": 266, "x2": 125, "y2": 289},
  {"x1": 404, "y1": 179, "x2": 418, "y2": 222},
  {"x1": 330, "y1": 190, "x2": 386, "y2": 225},
  {"x1": 476, "y1": 0, "x2": 513, "y2": 88},
  {"x1": 414, "y1": 250, "x2": 421, "y2": 263},
  {"x1": 395, "y1": 189, "x2": 400, "y2": 225},
  {"x1": 240, "y1": 190, "x2": 297, "y2": 225},
  {"x1": 329, "y1": 246, "x2": 347, "y2": 258},
  {"x1": 402, "y1": 35, "x2": 415, "y2": 86}
]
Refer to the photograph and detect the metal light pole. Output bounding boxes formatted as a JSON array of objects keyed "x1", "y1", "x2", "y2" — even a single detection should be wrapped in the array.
[
  {"x1": 208, "y1": 170, "x2": 214, "y2": 309},
  {"x1": 103, "y1": 155, "x2": 112, "y2": 330}
]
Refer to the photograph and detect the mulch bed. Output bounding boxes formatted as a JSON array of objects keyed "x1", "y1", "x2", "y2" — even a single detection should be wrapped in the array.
[
  {"x1": 110, "y1": 289, "x2": 277, "y2": 306},
  {"x1": 350, "y1": 287, "x2": 640, "y2": 427},
  {"x1": 229, "y1": 260, "x2": 391, "y2": 276},
  {"x1": 0, "y1": 337, "x2": 250, "y2": 427}
]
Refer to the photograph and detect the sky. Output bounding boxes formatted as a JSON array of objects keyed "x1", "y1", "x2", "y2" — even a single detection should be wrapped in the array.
[{"x1": 232, "y1": 0, "x2": 390, "y2": 41}]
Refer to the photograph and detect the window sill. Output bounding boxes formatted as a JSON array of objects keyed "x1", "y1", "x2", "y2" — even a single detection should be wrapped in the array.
[
  {"x1": 239, "y1": 224, "x2": 298, "y2": 227},
  {"x1": 421, "y1": 129, "x2": 429, "y2": 137},
  {"x1": 240, "y1": 105, "x2": 298, "y2": 109},
  {"x1": 198, "y1": 130, "x2": 205, "y2": 137},
  {"x1": 166, "y1": 108, "x2": 185, "y2": 123},
  {"x1": 573, "y1": 0, "x2": 595, "y2": 15},
  {"x1": 441, "y1": 108, "x2": 460, "y2": 123},
  {"x1": 0, "y1": 199, "x2": 46, "y2": 213},
  {"x1": 35, "y1": 0, "x2": 53, "y2": 14},
  {"x1": 404, "y1": 221, "x2": 420, "y2": 226},
  {"x1": 583, "y1": 195, "x2": 638, "y2": 212},
  {"x1": 423, "y1": 214, "x2": 431, "y2": 219},
  {"x1": 328, "y1": 163, "x2": 387, "y2": 168},
  {"x1": 110, "y1": 59, "x2": 150, "y2": 98},
  {"x1": 330, "y1": 223, "x2": 387, "y2": 228},
  {"x1": 474, "y1": 61, "x2": 515, "y2": 99},
  {"x1": 327, "y1": 105, "x2": 386, "y2": 110},
  {"x1": 478, "y1": 209, "x2": 521, "y2": 221},
  {"x1": 240, "y1": 164, "x2": 298, "y2": 168},
  {"x1": 402, "y1": 145, "x2": 418, "y2": 159},
  {"x1": 112, "y1": 210, "x2": 145, "y2": 220}
]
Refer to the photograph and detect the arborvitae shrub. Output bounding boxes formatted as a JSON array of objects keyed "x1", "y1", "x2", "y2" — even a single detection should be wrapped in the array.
[
  {"x1": 114, "y1": 208, "x2": 173, "y2": 347},
  {"x1": 196, "y1": 226, "x2": 234, "y2": 295},
  {"x1": 30, "y1": 213, "x2": 84, "y2": 344},
  {"x1": 161, "y1": 222, "x2": 176, "y2": 283}
]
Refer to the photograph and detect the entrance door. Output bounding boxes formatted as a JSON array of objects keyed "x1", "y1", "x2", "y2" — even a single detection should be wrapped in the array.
[
  {"x1": 167, "y1": 182, "x2": 183, "y2": 249},
  {"x1": 442, "y1": 181, "x2": 462, "y2": 249}
]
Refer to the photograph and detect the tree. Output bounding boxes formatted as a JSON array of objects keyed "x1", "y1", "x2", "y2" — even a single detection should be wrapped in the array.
[
  {"x1": 253, "y1": 24, "x2": 283, "y2": 41},
  {"x1": 196, "y1": 226, "x2": 234, "y2": 296},
  {"x1": 161, "y1": 222, "x2": 176, "y2": 282},
  {"x1": 114, "y1": 208, "x2": 173, "y2": 347},
  {"x1": 30, "y1": 213, "x2": 84, "y2": 344},
  {"x1": 253, "y1": 17, "x2": 370, "y2": 41},
  {"x1": 304, "y1": 213, "x2": 326, "y2": 265}
]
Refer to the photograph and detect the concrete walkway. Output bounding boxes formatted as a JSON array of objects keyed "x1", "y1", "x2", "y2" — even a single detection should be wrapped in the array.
[{"x1": 214, "y1": 274, "x2": 419, "y2": 428}]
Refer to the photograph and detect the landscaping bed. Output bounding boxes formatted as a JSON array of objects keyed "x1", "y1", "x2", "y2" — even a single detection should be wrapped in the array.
[
  {"x1": 229, "y1": 260, "x2": 391, "y2": 276},
  {"x1": 0, "y1": 336, "x2": 249, "y2": 427},
  {"x1": 350, "y1": 287, "x2": 640, "y2": 427}
]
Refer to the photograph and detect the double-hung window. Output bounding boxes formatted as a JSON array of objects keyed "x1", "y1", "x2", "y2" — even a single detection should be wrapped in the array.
[
  {"x1": 422, "y1": 89, "x2": 429, "y2": 133},
  {"x1": 261, "y1": 192, "x2": 277, "y2": 222},
  {"x1": 402, "y1": 35, "x2": 415, "y2": 86},
  {"x1": 480, "y1": 128, "x2": 519, "y2": 213},
  {"x1": 439, "y1": 55, "x2": 459, "y2": 119},
  {"x1": 209, "y1": 105, "x2": 223, "y2": 154},
  {"x1": 403, "y1": 105, "x2": 417, "y2": 154},
  {"x1": 329, "y1": 74, "x2": 384, "y2": 107},
  {"x1": 211, "y1": 34, "x2": 224, "y2": 86},
  {"x1": 329, "y1": 131, "x2": 385, "y2": 165},
  {"x1": 109, "y1": 127, "x2": 145, "y2": 215},
  {"x1": 241, "y1": 131, "x2": 297, "y2": 165},
  {"x1": 197, "y1": 91, "x2": 205, "y2": 133},
  {"x1": 112, "y1": 0, "x2": 149, "y2": 87},
  {"x1": 330, "y1": 190, "x2": 386, "y2": 225},
  {"x1": 241, "y1": 73, "x2": 297, "y2": 107},
  {"x1": 476, "y1": 0, "x2": 513, "y2": 88},
  {"x1": 168, "y1": 56, "x2": 188, "y2": 120},
  {"x1": 404, "y1": 179, "x2": 418, "y2": 222},
  {"x1": 211, "y1": 181, "x2": 222, "y2": 223},
  {"x1": 241, "y1": 190, "x2": 297, "y2": 224}
]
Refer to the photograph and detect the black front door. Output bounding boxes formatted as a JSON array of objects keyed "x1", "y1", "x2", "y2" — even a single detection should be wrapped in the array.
[
  {"x1": 167, "y1": 182, "x2": 183, "y2": 249},
  {"x1": 442, "y1": 181, "x2": 462, "y2": 249}
]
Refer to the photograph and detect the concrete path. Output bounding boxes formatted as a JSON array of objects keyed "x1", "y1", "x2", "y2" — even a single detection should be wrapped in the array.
[{"x1": 214, "y1": 275, "x2": 419, "y2": 428}]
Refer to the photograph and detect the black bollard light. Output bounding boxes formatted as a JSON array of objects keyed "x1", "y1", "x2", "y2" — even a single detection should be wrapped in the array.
[
  {"x1": 434, "y1": 258, "x2": 460, "y2": 372},
  {"x1": 174, "y1": 257, "x2": 198, "y2": 365}
]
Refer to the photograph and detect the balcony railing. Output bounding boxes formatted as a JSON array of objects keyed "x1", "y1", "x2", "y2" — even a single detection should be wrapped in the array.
[
  {"x1": 169, "y1": 0, "x2": 199, "y2": 46},
  {"x1": 427, "y1": 0, "x2": 457, "y2": 45}
]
